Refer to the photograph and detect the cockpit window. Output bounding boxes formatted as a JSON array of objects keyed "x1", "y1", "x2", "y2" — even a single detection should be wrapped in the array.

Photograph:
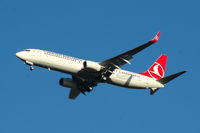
[{"x1": 25, "y1": 49, "x2": 31, "y2": 52}]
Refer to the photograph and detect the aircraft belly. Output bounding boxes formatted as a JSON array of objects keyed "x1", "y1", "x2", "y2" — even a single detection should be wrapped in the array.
[{"x1": 108, "y1": 74, "x2": 147, "y2": 89}]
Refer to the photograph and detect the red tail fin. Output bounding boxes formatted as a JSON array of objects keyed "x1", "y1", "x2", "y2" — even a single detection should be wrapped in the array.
[{"x1": 139, "y1": 55, "x2": 168, "y2": 79}]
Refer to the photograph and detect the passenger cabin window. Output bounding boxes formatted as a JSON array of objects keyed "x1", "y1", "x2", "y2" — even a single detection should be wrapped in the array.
[{"x1": 25, "y1": 49, "x2": 31, "y2": 52}]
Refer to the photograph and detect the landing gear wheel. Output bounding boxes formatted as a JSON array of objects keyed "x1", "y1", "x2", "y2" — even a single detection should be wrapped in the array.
[
  {"x1": 30, "y1": 66, "x2": 34, "y2": 71},
  {"x1": 85, "y1": 87, "x2": 93, "y2": 92},
  {"x1": 103, "y1": 76, "x2": 107, "y2": 81}
]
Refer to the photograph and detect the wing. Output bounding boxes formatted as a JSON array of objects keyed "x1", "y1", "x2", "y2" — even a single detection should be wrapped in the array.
[
  {"x1": 68, "y1": 88, "x2": 81, "y2": 99},
  {"x1": 67, "y1": 76, "x2": 97, "y2": 99},
  {"x1": 100, "y1": 32, "x2": 161, "y2": 68}
]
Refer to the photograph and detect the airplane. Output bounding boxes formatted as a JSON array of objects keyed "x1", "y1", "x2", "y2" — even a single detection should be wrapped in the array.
[{"x1": 16, "y1": 32, "x2": 186, "y2": 99}]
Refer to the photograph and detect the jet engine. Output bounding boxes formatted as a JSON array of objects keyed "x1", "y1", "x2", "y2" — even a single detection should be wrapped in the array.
[
  {"x1": 83, "y1": 61, "x2": 102, "y2": 71},
  {"x1": 59, "y1": 78, "x2": 77, "y2": 88}
]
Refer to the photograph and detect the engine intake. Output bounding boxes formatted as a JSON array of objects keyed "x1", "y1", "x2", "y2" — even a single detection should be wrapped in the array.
[
  {"x1": 83, "y1": 61, "x2": 102, "y2": 71},
  {"x1": 59, "y1": 78, "x2": 77, "y2": 89}
]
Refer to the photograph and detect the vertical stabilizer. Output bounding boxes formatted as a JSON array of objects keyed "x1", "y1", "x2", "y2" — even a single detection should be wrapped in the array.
[{"x1": 139, "y1": 55, "x2": 168, "y2": 79}]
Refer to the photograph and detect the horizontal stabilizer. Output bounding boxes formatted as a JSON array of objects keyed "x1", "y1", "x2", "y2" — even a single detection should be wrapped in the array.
[
  {"x1": 150, "y1": 88, "x2": 160, "y2": 95},
  {"x1": 157, "y1": 71, "x2": 187, "y2": 84}
]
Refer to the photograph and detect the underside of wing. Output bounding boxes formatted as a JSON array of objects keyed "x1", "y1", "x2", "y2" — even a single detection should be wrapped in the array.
[
  {"x1": 100, "y1": 32, "x2": 161, "y2": 68},
  {"x1": 68, "y1": 88, "x2": 81, "y2": 99},
  {"x1": 66, "y1": 76, "x2": 97, "y2": 99}
]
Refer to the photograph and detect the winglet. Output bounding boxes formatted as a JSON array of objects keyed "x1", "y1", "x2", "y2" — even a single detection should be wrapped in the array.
[{"x1": 151, "y1": 32, "x2": 161, "y2": 43}]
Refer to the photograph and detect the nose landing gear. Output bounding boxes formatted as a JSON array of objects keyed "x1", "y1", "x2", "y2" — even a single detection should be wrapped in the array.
[
  {"x1": 30, "y1": 66, "x2": 34, "y2": 71},
  {"x1": 24, "y1": 61, "x2": 34, "y2": 71}
]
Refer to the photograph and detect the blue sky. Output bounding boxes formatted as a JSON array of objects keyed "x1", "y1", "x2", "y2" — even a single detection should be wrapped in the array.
[{"x1": 0, "y1": 0, "x2": 199, "y2": 132}]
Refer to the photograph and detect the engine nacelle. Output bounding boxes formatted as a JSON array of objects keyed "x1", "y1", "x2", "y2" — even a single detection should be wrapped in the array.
[
  {"x1": 83, "y1": 61, "x2": 102, "y2": 71},
  {"x1": 59, "y1": 78, "x2": 77, "y2": 89}
]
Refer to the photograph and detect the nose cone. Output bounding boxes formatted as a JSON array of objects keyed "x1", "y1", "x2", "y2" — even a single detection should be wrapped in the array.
[
  {"x1": 16, "y1": 51, "x2": 24, "y2": 59},
  {"x1": 16, "y1": 52, "x2": 20, "y2": 58}
]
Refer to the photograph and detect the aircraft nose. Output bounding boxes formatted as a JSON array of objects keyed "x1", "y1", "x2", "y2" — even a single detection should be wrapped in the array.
[{"x1": 16, "y1": 51, "x2": 23, "y2": 59}]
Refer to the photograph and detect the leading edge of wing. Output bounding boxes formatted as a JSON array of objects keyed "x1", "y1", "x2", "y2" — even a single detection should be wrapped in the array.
[{"x1": 100, "y1": 32, "x2": 161, "y2": 67}]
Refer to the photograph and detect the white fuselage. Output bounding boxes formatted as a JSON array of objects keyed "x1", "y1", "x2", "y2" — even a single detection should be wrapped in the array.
[{"x1": 16, "y1": 49, "x2": 164, "y2": 89}]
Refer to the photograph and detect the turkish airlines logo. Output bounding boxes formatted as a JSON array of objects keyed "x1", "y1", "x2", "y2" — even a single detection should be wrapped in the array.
[{"x1": 148, "y1": 62, "x2": 164, "y2": 79}]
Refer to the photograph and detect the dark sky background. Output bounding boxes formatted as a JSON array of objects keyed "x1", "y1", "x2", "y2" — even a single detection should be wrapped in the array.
[{"x1": 0, "y1": 0, "x2": 199, "y2": 133}]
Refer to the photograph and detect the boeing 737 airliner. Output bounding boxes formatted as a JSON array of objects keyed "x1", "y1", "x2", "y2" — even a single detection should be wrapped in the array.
[{"x1": 16, "y1": 32, "x2": 186, "y2": 99}]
